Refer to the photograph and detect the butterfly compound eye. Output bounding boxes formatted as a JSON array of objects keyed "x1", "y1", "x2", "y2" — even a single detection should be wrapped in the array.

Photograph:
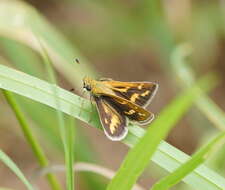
[{"x1": 85, "y1": 85, "x2": 91, "y2": 91}]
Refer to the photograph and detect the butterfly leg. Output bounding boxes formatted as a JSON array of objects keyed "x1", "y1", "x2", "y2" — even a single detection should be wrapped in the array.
[
  {"x1": 87, "y1": 94, "x2": 95, "y2": 123},
  {"x1": 78, "y1": 90, "x2": 86, "y2": 118}
]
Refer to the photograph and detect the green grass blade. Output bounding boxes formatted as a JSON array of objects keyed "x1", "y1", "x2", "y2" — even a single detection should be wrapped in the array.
[
  {"x1": 171, "y1": 44, "x2": 225, "y2": 131},
  {"x1": 125, "y1": 130, "x2": 225, "y2": 190},
  {"x1": 106, "y1": 75, "x2": 215, "y2": 190},
  {"x1": 0, "y1": 149, "x2": 34, "y2": 190},
  {"x1": 68, "y1": 116, "x2": 75, "y2": 189},
  {"x1": 151, "y1": 131, "x2": 225, "y2": 190},
  {"x1": 0, "y1": 64, "x2": 225, "y2": 189},
  {"x1": 37, "y1": 38, "x2": 75, "y2": 190},
  {"x1": 2, "y1": 90, "x2": 62, "y2": 190}
]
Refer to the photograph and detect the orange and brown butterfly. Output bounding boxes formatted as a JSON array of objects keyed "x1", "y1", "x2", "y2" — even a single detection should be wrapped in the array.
[{"x1": 83, "y1": 77, "x2": 158, "y2": 141}]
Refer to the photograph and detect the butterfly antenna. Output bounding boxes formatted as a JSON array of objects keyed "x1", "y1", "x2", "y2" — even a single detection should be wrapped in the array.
[{"x1": 69, "y1": 58, "x2": 82, "y2": 92}]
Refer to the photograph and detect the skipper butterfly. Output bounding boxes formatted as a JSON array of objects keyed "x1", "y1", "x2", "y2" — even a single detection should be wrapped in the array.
[{"x1": 83, "y1": 77, "x2": 158, "y2": 141}]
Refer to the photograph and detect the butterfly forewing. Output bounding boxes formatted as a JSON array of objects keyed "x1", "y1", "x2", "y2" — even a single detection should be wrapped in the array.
[
  {"x1": 102, "y1": 95, "x2": 154, "y2": 125},
  {"x1": 102, "y1": 81, "x2": 158, "y2": 107},
  {"x1": 94, "y1": 97, "x2": 128, "y2": 141}
]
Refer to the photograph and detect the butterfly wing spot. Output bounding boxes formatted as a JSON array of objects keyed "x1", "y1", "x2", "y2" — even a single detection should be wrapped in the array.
[
  {"x1": 104, "y1": 118, "x2": 108, "y2": 124},
  {"x1": 141, "y1": 90, "x2": 150, "y2": 97},
  {"x1": 121, "y1": 101, "x2": 127, "y2": 104},
  {"x1": 138, "y1": 112, "x2": 146, "y2": 116},
  {"x1": 102, "y1": 103, "x2": 119, "y2": 133},
  {"x1": 114, "y1": 87, "x2": 129, "y2": 92},
  {"x1": 110, "y1": 115, "x2": 120, "y2": 134},
  {"x1": 130, "y1": 93, "x2": 139, "y2": 102},
  {"x1": 124, "y1": 109, "x2": 136, "y2": 115},
  {"x1": 103, "y1": 104, "x2": 110, "y2": 114},
  {"x1": 138, "y1": 84, "x2": 143, "y2": 90}
]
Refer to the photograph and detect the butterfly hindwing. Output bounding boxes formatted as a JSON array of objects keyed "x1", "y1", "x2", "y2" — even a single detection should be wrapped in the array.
[
  {"x1": 102, "y1": 95, "x2": 154, "y2": 125},
  {"x1": 94, "y1": 96, "x2": 128, "y2": 141},
  {"x1": 102, "y1": 80, "x2": 158, "y2": 107}
]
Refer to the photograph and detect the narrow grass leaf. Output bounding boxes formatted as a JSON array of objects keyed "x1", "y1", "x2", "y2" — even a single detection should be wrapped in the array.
[
  {"x1": 151, "y1": 131, "x2": 225, "y2": 190},
  {"x1": 2, "y1": 90, "x2": 62, "y2": 190},
  {"x1": 106, "y1": 74, "x2": 216, "y2": 190},
  {"x1": 68, "y1": 116, "x2": 75, "y2": 189},
  {"x1": 0, "y1": 149, "x2": 34, "y2": 190},
  {"x1": 37, "y1": 38, "x2": 74, "y2": 190},
  {"x1": 124, "y1": 126, "x2": 225, "y2": 190},
  {"x1": 0, "y1": 64, "x2": 224, "y2": 189}
]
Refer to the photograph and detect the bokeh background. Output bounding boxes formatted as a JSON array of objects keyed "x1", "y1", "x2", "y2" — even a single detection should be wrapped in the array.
[{"x1": 0, "y1": 0, "x2": 225, "y2": 189}]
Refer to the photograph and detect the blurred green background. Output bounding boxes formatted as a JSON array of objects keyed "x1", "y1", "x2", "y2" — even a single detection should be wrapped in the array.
[{"x1": 0, "y1": 0, "x2": 225, "y2": 189}]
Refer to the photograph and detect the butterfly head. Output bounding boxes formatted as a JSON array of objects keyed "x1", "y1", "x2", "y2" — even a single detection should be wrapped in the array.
[{"x1": 83, "y1": 76, "x2": 94, "y2": 92}]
